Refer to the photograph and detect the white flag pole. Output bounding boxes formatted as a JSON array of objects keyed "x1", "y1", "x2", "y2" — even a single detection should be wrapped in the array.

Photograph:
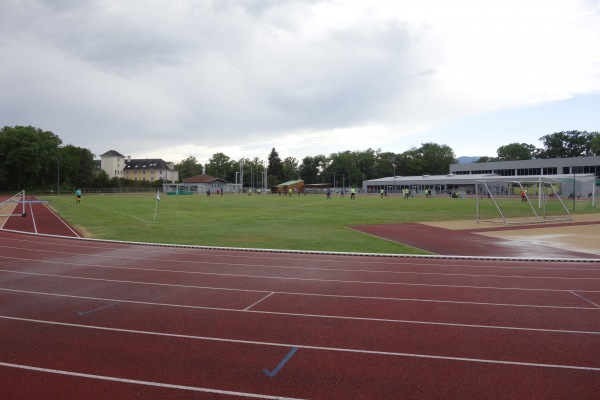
[{"x1": 154, "y1": 191, "x2": 160, "y2": 223}]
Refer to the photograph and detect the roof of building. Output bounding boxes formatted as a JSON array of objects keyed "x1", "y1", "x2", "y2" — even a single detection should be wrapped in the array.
[
  {"x1": 100, "y1": 150, "x2": 125, "y2": 157},
  {"x1": 273, "y1": 180, "x2": 304, "y2": 187},
  {"x1": 450, "y1": 155, "x2": 600, "y2": 171},
  {"x1": 182, "y1": 174, "x2": 227, "y2": 183},
  {"x1": 123, "y1": 159, "x2": 173, "y2": 170},
  {"x1": 364, "y1": 173, "x2": 595, "y2": 186}
]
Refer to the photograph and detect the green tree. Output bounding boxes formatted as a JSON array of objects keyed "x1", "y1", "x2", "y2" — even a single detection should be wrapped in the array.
[
  {"x1": 354, "y1": 148, "x2": 378, "y2": 183},
  {"x1": 374, "y1": 151, "x2": 397, "y2": 178},
  {"x1": 419, "y1": 142, "x2": 457, "y2": 175},
  {"x1": 93, "y1": 169, "x2": 111, "y2": 188},
  {"x1": 282, "y1": 157, "x2": 300, "y2": 181},
  {"x1": 242, "y1": 157, "x2": 266, "y2": 189},
  {"x1": 474, "y1": 156, "x2": 498, "y2": 163},
  {"x1": 0, "y1": 125, "x2": 62, "y2": 190},
  {"x1": 175, "y1": 155, "x2": 202, "y2": 180},
  {"x1": 298, "y1": 155, "x2": 322, "y2": 184},
  {"x1": 317, "y1": 155, "x2": 331, "y2": 183},
  {"x1": 591, "y1": 135, "x2": 600, "y2": 156},
  {"x1": 538, "y1": 130, "x2": 597, "y2": 158},
  {"x1": 380, "y1": 143, "x2": 456, "y2": 177},
  {"x1": 206, "y1": 152, "x2": 232, "y2": 180},
  {"x1": 267, "y1": 148, "x2": 284, "y2": 184},
  {"x1": 496, "y1": 143, "x2": 536, "y2": 161},
  {"x1": 57, "y1": 145, "x2": 95, "y2": 190},
  {"x1": 328, "y1": 151, "x2": 362, "y2": 188}
]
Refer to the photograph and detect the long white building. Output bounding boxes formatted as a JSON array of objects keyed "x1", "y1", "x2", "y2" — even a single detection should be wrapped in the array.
[{"x1": 362, "y1": 156, "x2": 600, "y2": 197}]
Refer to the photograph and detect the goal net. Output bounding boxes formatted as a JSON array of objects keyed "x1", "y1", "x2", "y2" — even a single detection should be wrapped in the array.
[
  {"x1": 475, "y1": 179, "x2": 583, "y2": 224},
  {"x1": 0, "y1": 190, "x2": 26, "y2": 217}
]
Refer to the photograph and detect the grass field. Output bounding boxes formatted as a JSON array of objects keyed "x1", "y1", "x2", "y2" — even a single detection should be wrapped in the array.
[{"x1": 40, "y1": 192, "x2": 598, "y2": 255}]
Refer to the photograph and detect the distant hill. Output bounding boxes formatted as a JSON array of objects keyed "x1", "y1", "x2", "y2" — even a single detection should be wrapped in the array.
[{"x1": 456, "y1": 156, "x2": 481, "y2": 164}]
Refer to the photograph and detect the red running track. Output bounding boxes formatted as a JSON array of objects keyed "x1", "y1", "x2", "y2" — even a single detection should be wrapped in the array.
[
  {"x1": 1, "y1": 201, "x2": 600, "y2": 398},
  {"x1": 1, "y1": 197, "x2": 80, "y2": 237}
]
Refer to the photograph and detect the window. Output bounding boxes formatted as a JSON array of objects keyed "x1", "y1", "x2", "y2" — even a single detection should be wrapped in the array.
[{"x1": 517, "y1": 168, "x2": 541, "y2": 176}]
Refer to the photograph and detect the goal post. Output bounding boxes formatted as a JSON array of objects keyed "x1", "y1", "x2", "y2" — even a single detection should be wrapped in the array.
[
  {"x1": 475, "y1": 179, "x2": 576, "y2": 224},
  {"x1": 0, "y1": 190, "x2": 26, "y2": 217}
]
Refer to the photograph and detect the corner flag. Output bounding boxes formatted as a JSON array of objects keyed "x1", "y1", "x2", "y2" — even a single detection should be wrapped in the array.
[{"x1": 154, "y1": 191, "x2": 160, "y2": 223}]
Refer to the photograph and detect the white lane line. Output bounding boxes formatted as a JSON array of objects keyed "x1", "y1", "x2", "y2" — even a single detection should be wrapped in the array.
[
  {"x1": 41, "y1": 201, "x2": 80, "y2": 237},
  {"x1": 0, "y1": 362, "x2": 303, "y2": 400},
  {"x1": 1, "y1": 288, "x2": 599, "y2": 335},
  {"x1": 2, "y1": 257, "x2": 600, "y2": 294},
  {"x1": 570, "y1": 291, "x2": 600, "y2": 308},
  {"x1": 2, "y1": 268, "x2": 600, "y2": 307},
  {"x1": 245, "y1": 292, "x2": 275, "y2": 311},
  {"x1": 28, "y1": 200, "x2": 38, "y2": 234},
  {"x1": 2, "y1": 316, "x2": 600, "y2": 371},
  {"x1": 1, "y1": 276, "x2": 598, "y2": 311}
]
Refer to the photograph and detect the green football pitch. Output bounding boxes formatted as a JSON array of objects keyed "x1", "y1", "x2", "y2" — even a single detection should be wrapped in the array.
[{"x1": 40, "y1": 192, "x2": 596, "y2": 254}]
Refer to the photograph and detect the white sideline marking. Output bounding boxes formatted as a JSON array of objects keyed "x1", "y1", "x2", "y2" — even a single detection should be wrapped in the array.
[
  {"x1": 41, "y1": 201, "x2": 80, "y2": 237},
  {"x1": 2, "y1": 316, "x2": 600, "y2": 372},
  {"x1": 0, "y1": 362, "x2": 303, "y2": 399},
  {"x1": 1, "y1": 288, "x2": 599, "y2": 335}
]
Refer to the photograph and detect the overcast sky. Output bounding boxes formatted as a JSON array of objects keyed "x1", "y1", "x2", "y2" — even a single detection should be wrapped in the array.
[{"x1": 1, "y1": 0, "x2": 599, "y2": 164}]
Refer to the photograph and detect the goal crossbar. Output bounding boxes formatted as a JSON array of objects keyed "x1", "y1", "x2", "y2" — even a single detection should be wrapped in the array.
[
  {"x1": 0, "y1": 190, "x2": 26, "y2": 217},
  {"x1": 476, "y1": 180, "x2": 572, "y2": 225}
]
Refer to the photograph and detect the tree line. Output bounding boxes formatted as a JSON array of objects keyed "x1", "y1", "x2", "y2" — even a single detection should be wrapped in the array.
[
  {"x1": 476, "y1": 131, "x2": 600, "y2": 162},
  {"x1": 1, "y1": 125, "x2": 598, "y2": 192},
  {"x1": 179, "y1": 131, "x2": 600, "y2": 188},
  {"x1": 0, "y1": 125, "x2": 163, "y2": 192},
  {"x1": 190, "y1": 143, "x2": 458, "y2": 189}
]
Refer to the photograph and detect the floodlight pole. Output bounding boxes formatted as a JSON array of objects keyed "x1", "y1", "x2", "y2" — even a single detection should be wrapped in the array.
[
  {"x1": 57, "y1": 158, "x2": 60, "y2": 194},
  {"x1": 475, "y1": 182, "x2": 480, "y2": 223},
  {"x1": 263, "y1": 163, "x2": 267, "y2": 193},
  {"x1": 572, "y1": 172, "x2": 576, "y2": 210},
  {"x1": 393, "y1": 164, "x2": 396, "y2": 195},
  {"x1": 240, "y1": 158, "x2": 244, "y2": 193}
]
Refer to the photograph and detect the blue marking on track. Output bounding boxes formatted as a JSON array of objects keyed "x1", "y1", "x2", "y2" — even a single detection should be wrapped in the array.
[
  {"x1": 263, "y1": 347, "x2": 299, "y2": 377},
  {"x1": 77, "y1": 301, "x2": 122, "y2": 316}
]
